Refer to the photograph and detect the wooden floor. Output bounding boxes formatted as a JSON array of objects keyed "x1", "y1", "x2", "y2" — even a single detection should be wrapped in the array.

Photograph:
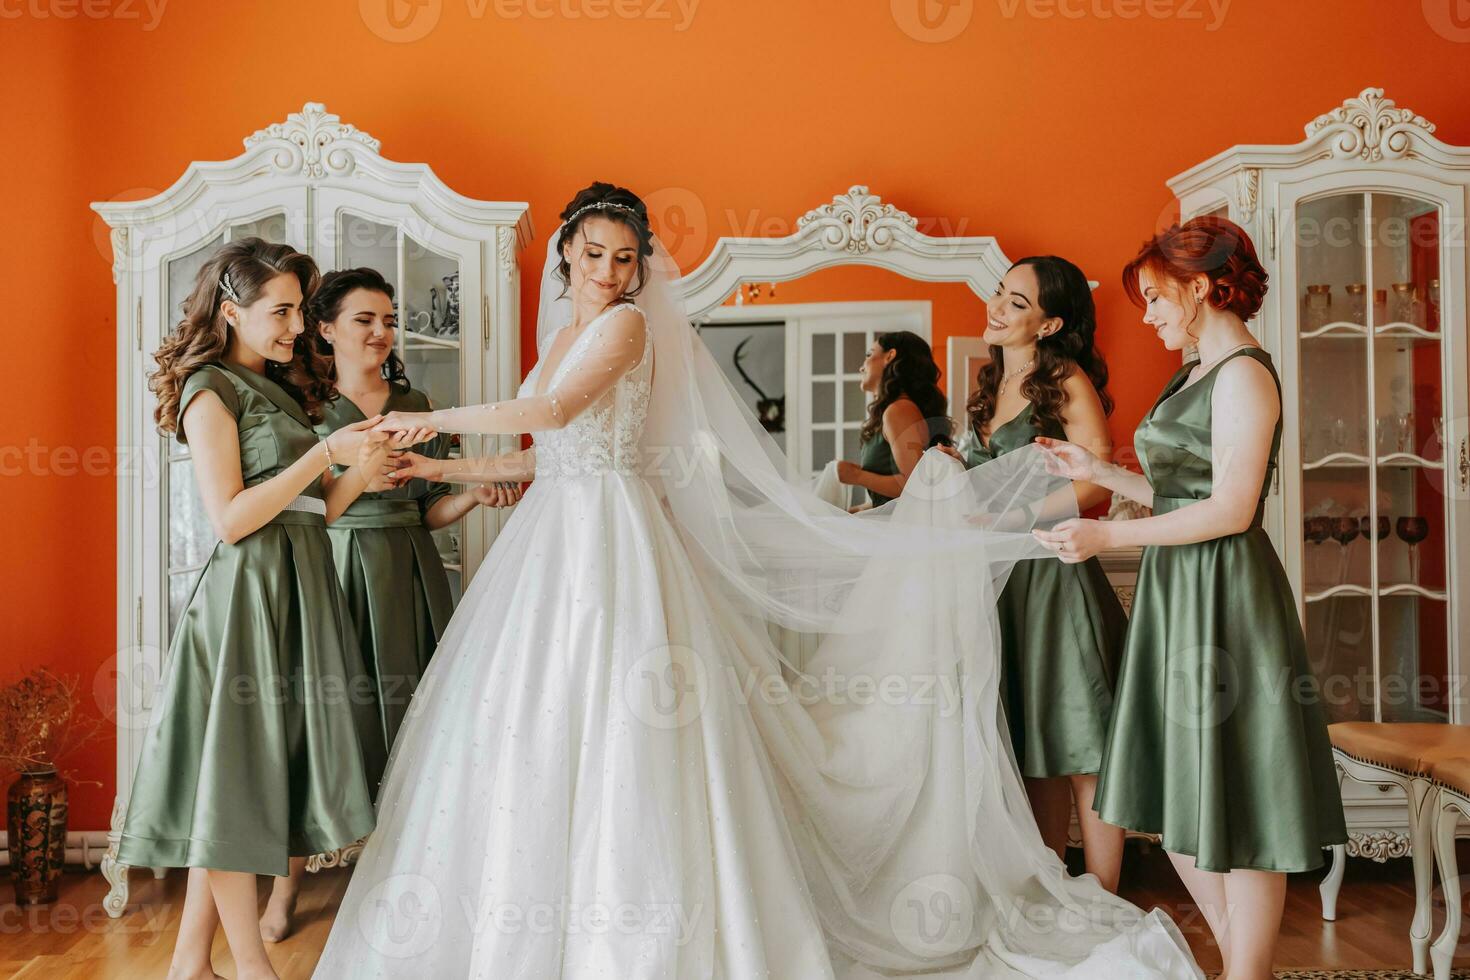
[{"x1": 0, "y1": 844, "x2": 1462, "y2": 978}]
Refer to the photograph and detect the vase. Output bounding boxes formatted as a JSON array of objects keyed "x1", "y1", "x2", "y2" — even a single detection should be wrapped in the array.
[{"x1": 6, "y1": 768, "x2": 68, "y2": 905}]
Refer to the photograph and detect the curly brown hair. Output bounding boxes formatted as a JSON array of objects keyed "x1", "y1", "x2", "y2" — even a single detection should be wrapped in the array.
[
  {"x1": 859, "y1": 331, "x2": 952, "y2": 445},
  {"x1": 149, "y1": 237, "x2": 329, "y2": 436},
  {"x1": 966, "y1": 255, "x2": 1114, "y2": 441}
]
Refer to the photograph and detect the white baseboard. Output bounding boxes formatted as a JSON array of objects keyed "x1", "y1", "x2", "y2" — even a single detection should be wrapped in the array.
[{"x1": 0, "y1": 830, "x2": 112, "y2": 871}]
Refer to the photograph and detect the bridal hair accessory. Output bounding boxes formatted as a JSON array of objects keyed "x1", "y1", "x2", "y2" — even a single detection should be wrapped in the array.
[
  {"x1": 562, "y1": 200, "x2": 642, "y2": 228},
  {"x1": 219, "y1": 272, "x2": 241, "y2": 305}
]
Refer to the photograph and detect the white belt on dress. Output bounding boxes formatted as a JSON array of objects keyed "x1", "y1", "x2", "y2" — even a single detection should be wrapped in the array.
[{"x1": 280, "y1": 494, "x2": 327, "y2": 516}]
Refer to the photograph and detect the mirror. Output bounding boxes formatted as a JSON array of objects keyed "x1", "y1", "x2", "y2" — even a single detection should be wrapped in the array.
[{"x1": 679, "y1": 186, "x2": 1011, "y2": 498}]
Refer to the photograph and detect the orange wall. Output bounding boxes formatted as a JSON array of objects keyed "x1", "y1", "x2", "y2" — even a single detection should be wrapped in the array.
[{"x1": 4, "y1": 1, "x2": 1469, "y2": 828}]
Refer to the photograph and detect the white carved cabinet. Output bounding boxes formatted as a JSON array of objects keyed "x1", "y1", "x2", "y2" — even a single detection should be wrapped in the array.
[
  {"x1": 1169, "y1": 88, "x2": 1470, "y2": 858},
  {"x1": 91, "y1": 103, "x2": 532, "y2": 914}
]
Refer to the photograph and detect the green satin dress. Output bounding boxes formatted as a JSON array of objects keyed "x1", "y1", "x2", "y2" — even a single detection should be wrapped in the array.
[
  {"x1": 316, "y1": 386, "x2": 454, "y2": 749},
  {"x1": 117, "y1": 362, "x2": 387, "y2": 877},
  {"x1": 857, "y1": 400, "x2": 949, "y2": 507},
  {"x1": 967, "y1": 404, "x2": 1126, "y2": 778},
  {"x1": 858, "y1": 433, "x2": 899, "y2": 507},
  {"x1": 1093, "y1": 347, "x2": 1347, "y2": 872}
]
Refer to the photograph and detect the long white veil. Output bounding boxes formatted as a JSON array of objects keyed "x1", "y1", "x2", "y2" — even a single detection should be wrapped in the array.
[{"x1": 534, "y1": 233, "x2": 1200, "y2": 977}]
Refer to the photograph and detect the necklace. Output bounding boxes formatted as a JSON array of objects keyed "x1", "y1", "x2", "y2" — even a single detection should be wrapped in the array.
[
  {"x1": 1188, "y1": 342, "x2": 1254, "y2": 383},
  {"x1": 998, "y1": 357, "x2": 1035, "y2": 396}
]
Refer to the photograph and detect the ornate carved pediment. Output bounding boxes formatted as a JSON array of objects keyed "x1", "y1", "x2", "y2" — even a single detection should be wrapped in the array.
[
  {"x1": 1306, "y1": 87, "x2": 1436, "y2": 162},
  {"x1": 794, "y1": 185, "x2": 920, "y2": 255},
  {"x1": 243, "y1": 101, "x2": 381, "y2": 179}
]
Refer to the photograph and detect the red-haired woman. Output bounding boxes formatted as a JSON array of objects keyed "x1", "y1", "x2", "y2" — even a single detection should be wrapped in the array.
[{"x1": 1033, "y1": 217, "x2": 1345, "y2": 979}]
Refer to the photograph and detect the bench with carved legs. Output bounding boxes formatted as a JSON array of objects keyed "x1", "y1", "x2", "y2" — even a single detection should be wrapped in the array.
[{"x1": 1320, "y1": 722, "x2": 1470, "y2": 976}]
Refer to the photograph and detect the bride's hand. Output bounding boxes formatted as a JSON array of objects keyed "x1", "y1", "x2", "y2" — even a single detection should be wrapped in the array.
[
  {"x1": 387, "y1": 451, "x2": 445, "y2": 484},
  {"x1": 1034, "y1": 436, "x2": 1099, "y2": 482}
]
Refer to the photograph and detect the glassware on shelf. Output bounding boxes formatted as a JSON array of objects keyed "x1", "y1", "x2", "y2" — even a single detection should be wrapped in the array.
[
  {"x1": 1328, "y1": 516, "x2": 1360, "y2": 587},
  {"x1": 1303, "y1": 284, "x2": 1332, "y2": 331},
  {"x1": 1388, "y1": 282, "x2": 1424, "y2": 328},
  {"x1": 1433, "y1": 416, "x2": 1445, "y2": 452},
  {"x1": 1395, "y1": 516, "x2": 1430, "y2": 582},
  {"x1": 1428, "y1": 278, "x2": 1441, "y2": 331},
  {"x1": 1373, "y1": 288, "x2": 1388, "y2": 326},
  {"x1": 423, "y1": 273, "x2": 461, "y2": 338},
  {"x1": 1329, "y1": 516, "x2": 1360, "y2": 548},
  {"x1": 1330, "y1": 417, "x2": 1350, "y2": 454},
  {"x1": 1360, "y1": 515, "x2": 1391, "y2": 541},
  {"x1": 1375, "y1": 416, "x2": 1391, "y2": 456},
  {"x1": 1343, "y1": 283, "x2": 1367, "y2": 324},
  {"x1": 1395, "y1": 411, "x2": 1414, "y2": 455},
  {"x1": 1304, "y1": 515, "x2": 1332, "y2": 544}
]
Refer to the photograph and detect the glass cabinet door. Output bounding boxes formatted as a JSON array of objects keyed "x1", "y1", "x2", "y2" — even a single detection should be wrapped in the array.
[
  {"x1": 1295, "y1": 191, "x2": 1451, "y2": 723},
  {"x1": 336, "y1": 211, "x2": 472, "y2": 604},
  {"x1": 164, "y1": 233, "x2": 226, "y2": 634}
]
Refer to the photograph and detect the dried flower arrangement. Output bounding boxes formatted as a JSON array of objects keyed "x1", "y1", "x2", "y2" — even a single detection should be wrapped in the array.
[{"x1": 0, "y1": 668, "x2": 104, "y2": 782}]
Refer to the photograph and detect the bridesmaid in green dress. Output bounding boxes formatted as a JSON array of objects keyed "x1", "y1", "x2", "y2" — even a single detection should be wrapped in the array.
[
  {"x1": 314, "y1": 268, "x2": 523, "y2": 744},
  {"x1": 249, "y1": 268, "x2": 522, "y2": 942},
  {"x1": 1035, "y1": 217, "x2": 1346, "y2": 980},
  {"x1": 953, "y1": 255, "x2": 1128, "y2": 891},
  {"x1": 116, "y1": 239, "x2": 419, "y2": 980},
  {"x1": 836, "y1": 331, "x2": 951, "y2": 511}
]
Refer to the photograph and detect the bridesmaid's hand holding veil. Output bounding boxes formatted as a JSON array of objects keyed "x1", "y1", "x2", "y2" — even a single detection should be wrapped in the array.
[
  {"x1": 1033, "y1": 518, "x2": 1112, "y2": 564},
  {"x1": 933, "y1": 443, "x2": 966, "y2": 465},
  {"x1": 1034, "y1": 435, "x2": 1099, "y2": 482}
]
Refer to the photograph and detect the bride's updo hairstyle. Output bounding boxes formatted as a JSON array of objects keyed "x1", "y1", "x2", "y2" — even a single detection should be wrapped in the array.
[
  {"x1": 1122, "y1": 215, "x2": 1269, "y2": 322},
  {"x1": 554, "y1": 181, "x2": 657, "y2": 300}
]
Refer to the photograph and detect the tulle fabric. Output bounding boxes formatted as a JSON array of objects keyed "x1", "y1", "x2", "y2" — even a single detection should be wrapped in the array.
[{"x1": 314, "y1": 231, "x2": 1202, "y2": 978}]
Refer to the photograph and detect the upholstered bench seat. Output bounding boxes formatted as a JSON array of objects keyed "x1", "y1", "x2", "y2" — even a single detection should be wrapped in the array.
[
  {"x1": 1331, "y1": 721, "x2": 1470, "y2": 776},
  {"x1": 1321, "y1": 721, "x2": 1470, "y2": 978},
  {"x1": 1431, "y1": 755, "x2": 1470, "y2": 792}
]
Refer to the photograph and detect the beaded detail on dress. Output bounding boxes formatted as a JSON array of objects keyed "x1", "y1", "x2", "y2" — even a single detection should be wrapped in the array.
[{"x1": 525, "y1": 303, "x2": 652, "y2": 479}]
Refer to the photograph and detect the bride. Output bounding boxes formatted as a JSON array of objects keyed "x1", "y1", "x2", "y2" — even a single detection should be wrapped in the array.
[{"x1": 312, "y1": 182, "x2": 1202, "y2": 979}]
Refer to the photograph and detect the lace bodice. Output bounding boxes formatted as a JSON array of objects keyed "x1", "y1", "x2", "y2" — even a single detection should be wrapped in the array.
[{"x1": 523, "y1": 303, "x2": 653, "y2": 479}]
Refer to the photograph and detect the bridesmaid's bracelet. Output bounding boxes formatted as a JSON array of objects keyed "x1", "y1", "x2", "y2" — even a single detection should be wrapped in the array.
[{"x1": 321, "y1": 435, "x2": 336, "y2": 468}]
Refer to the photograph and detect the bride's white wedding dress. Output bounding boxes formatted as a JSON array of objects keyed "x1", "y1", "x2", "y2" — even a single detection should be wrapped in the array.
[{"x1": 314, "y1": 239, "x2": 1201, "y2": 979}]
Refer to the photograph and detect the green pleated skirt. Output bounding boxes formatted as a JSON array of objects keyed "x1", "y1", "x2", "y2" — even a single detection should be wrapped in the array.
[
  {"x1": 117, "y1": 512, "x2": 387, "y2": 877},
  {"x1": 1093, "y1": 508, "x2": 1347, "y2": 873},
  {"x1": 327, "y1": 500, "x2": 454, "y2": 750},
  {"x1": 998, "y1": 555, "x2": 1126, "y2": 779}
]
